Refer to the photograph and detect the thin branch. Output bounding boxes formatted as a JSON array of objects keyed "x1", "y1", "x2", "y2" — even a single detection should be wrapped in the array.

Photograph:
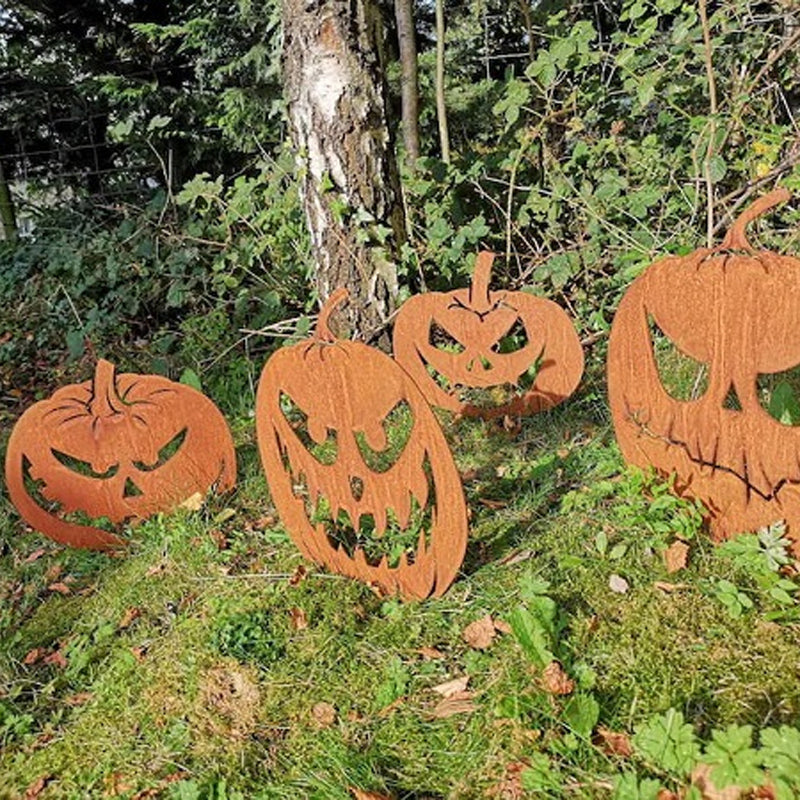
[{"x1": 699, "y1": 0, "x2": 718, "y2": 247}]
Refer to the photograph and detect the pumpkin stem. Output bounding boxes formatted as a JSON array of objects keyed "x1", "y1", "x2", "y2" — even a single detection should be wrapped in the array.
[
  {"x1": 469, "y1": 251, "x2": 495, "y2": 310},
  {"x1": 316, "y1": 288, "x2": 349, "y2": 342},
  {"x1": 89, "y1": 359, "x2": 124, "y2": 418},
  {"x1": 721, "y1": 187, "x2": 792, "y2": 250}
]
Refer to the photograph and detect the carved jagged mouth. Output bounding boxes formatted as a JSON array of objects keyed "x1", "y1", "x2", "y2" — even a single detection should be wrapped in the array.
[
  {"x1": 281, "y1": 450, "x2": 435, "y2": 569},
  {"x1": 22, "y1": 457, "x2": 134, "y2": 532},
  {"x1": 625, "y1": 404, "x2": 800, "y2": 504},
  {"x1": 424, "y1": 358, "x2": 542, "y2": 407}
]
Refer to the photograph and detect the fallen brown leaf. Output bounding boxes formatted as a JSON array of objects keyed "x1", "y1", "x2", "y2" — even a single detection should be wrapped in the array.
[
  {"x1": 289, "y1": 564, "x2": 308, "y2": 586},
  {"x1": 179, "y1": 492, "x2": 205, "y2": 511},
  {"x1": 541, "y1": 661, "x2": 574, "y2": 696},
  {"x1": 414, "y1": 646, "x2": 445, "y2": 660},
  {"x1": 311, "y1": 701, "x2": 336, "y2": 728},
  {"x1": 493, "y1": 619, "x2": 513, "y2": 635},
  {"x1": 350, "y1": 788, "x2": 393, "y2": 800},
  {"x1": 663, "y1": 540, "x2": 690, "y2": 574},
  {"x1": 64, "y1": 692, "x2": 93, "y2": 707},
  {"x1": 490, "y1": 760, "x2": 529, "y2": 800},
  {"x1": 23, "y1": 548, "x2": 47, "y2": 564},
  {"x1": 23, "y1": 647, "x2": 46, "y2": 666},
  {"x1": 103, "y1": 771, "x2": 133, "y2": 796},
  {"x1": 23, "y1": 774, "x2": 54, "y2": 799},
  {"x1": 502, "y1": 415, "x2": 522, "y2": 434},
  {"x1": 497, "y1": 549, "x2": 536, "y2": 567},
  {"x1": 432, "y1": 675, "x2": 469, "y2": 698},
  {"x1": 594, "y1": 727, "x2": 633, "y2": 757},
  {"x1": 131, "y1": 645, "x2": 148, "y2": 662},
  {"x1": 377, "y1": 697, "x2": 404, "y2": 717},
  {"x1": 691, "y1": 764, "x2": 743, "y2": 800},
  {"x1": 609, "y1": 574, "x2": 629, "y2": 593},
  {"x1": 43, "y1": 650, "x2": 68, "y2": 669},
  {"x1": 44, "y1": 564, "x2": 63, "y2": 582},
  {"x1": 118, "y1": 606, "x2": 141, "y2": 630},
  {"x1": 459, "y1": 468, "x2": 479, "y2": 482},
  {"x1": 462, "y1": 614, "x2": 496, "y2": 650},
  {"x1": 478, "y1": 498, "x2": 508, "y2": 509},
  {"x1": 47, "y1": 581, "x2": 71, "y2": 595},
  {"x1": 431, "y1": 692, "x2": 476, "y2": 718},
  {"x1": 210, "y1": 529, "x2": 229, "y2": 550},
  {"x1": 289, "y1": 606, "x2": 308, "y2": 630},
  {"x1": 654, "y1": 581, "x2": 691, "y2": 593},
  {"x1": 656, "y1": 791, "x2": 680, "y2": 800}
]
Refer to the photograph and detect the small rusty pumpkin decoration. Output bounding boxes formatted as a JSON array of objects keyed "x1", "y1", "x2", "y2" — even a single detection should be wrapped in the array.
[
  {"x1": 393, "y1": 251, "x2": 584, "y2": 418},
  {"x1": 256, "y1": 289, "x2": 468, "y2": 600},
  {"x1": 5, "y1": 359, "x2": 237, "y2": 549},
  {"x1": 608, "y1": 187, "x2": 800, "y2": 551}
]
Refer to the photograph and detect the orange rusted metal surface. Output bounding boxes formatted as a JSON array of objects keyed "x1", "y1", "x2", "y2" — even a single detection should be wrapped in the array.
[
  {"x1": 256, "y1": 289, "x2": 468, "y2": 600},
  {"x1": 5, "y1": 359, "x2": 236, "y2": 549},
  {"x1": 608, "y1": 188, "x2": 800, "y2": 553},
  {"x1": 393, "y1": 251, "x2": 584, "y2": 418}
]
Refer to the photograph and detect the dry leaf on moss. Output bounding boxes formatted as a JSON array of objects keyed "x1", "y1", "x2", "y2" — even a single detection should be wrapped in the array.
[
  {"x1": 432, "y1": 676, "x2": 469, "y2": 697},
  {"x1": 541, "y1": 661, "x2": 574, "y2": 695},
  {"x1": 350, "y1": 788, "x2": 393, "y2": 800},
  {"x1": 462, "y1": 614, "x2": 497, "y2": 649},
  {"x1": 690, "y1": 764, "x2": 743, "y2": 800},
  {"x1": 311, "y1": 701, "x2": 336, "y2": 728},
  {"x1": 431, "y1": 692, "x2": 476, "y2": 718},
  {"x1": 415, "y1": 646, "x2": 445, "y2": 660},
  {"x1": 289, "y1": 607, "x2": 308, "y2": 630},
  {"x1": 64, "y1": 692, "x2": 93, "y2": 706},
  {"x1": 47, "y1": 581, "x2": 71, "y2": 595},
  {"x1": 118, "y1": 607, "x2": 141, "y2": 630},
  {"x1": 609, "y1": 574, "x2": 629, "y2": 593},
  {"x1": 594, "y1": 727, "x2": 633, "y2": 757},
  {"x1": 664, "y1": 540, "x2": 689, "y2": 573},
  {"x1": 23, "y1": 775, "x2": 54, "y2": 799}
]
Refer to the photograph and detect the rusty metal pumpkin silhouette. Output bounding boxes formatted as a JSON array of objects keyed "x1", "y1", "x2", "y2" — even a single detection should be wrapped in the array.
[
  {"x1": 256, "y1": 289, "x2": 468, "y2": 600},
  {"x1": 5, "y1": 360, "x2": 237, "y2": 549},
  {"x1": 608, "y1": 188, "x2": 800, "y2": 552},
  {"x1": 393, "y1": 251, "x2": 584, "y2": 418}
]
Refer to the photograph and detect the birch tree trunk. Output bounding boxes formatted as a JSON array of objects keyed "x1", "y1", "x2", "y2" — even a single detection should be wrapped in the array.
[
  {"x1": 0, "y1": 160, "x2": 18, "y2": 245},
  {"x1": 282, "y1": 0, "x2": 406, "y2": 344}
]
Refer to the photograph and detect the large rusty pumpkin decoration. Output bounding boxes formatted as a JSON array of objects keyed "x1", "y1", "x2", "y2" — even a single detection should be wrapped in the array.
[
  {"x1": 256, "y1": 289, "x2": 468, "y2": 600},
  {"x1": 5, "y1": 360, "x2": 237, "y2": 549},
  {"x1": 608, "y1": 188, "x2": 800, "y2": 551},
  {"x1": 393, "y1": 251, "x2": 584, "y2": 418}
]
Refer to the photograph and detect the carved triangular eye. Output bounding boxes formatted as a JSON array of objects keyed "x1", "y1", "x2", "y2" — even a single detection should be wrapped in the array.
[
  {"x1": 51, "y1": 449, "x2": 119, "y2": 479},
  {"x1": 279, "y1": 392, "x2": 338, "y2": 465},
  {"x1": 429, "y1": 322, "x2": 465, "y2": 353},
  {"x1": 491, "y1": 318, "x2": 529, "y2": 354},
  {"x1": 132, "y1": 428, "x2": 188, "y2": 472},
  {"x1": 758, "y1": 369, "x2": 800, "y2": 426},
  {"x1": 649, "y1": 315, "x2": 709, "y2": 401}
]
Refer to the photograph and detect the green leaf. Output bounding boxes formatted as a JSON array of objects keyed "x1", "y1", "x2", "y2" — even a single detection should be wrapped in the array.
[
  {"x1": 520, "y1": 753, "x2": 559, "y2": 791},
  {"x1": 633, "y1": 709, "x2": 700, "y2": 775},
  {"x1": 147, "y1": 114, "x2": 172, "y2": 131},
  {"x1": 707, "y1": 155, "x2": 727, "y2": 184},
  {"x1": 66, "y1": 330, "x2": 85, "y2": 360},
  {"x1": 179, "y1": 367, "x2": 203, "y2": 392},
  {"x1": 508, "y1": 605, "x2": 556, "y2": 668},
  {"x1": 562, "y1": 693, "x2": 600, "y2": 738},
  {"x1": 613, "y1": 773, "x2": 663, "y2": 800},
  {"x1": 700, "y1": 724, "x2": 763, "y2": 789},
  {"x1": 769, "y1": 382, "x2": 800, "y2": 426}
]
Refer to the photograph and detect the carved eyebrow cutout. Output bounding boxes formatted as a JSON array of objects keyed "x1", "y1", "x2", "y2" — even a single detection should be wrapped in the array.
[
  {"x1": 279, "y1": 391, "x2": 338, "y2": 465},
  {"x1": 648, "y1": 315, "x2": 709, "y2": 402}
]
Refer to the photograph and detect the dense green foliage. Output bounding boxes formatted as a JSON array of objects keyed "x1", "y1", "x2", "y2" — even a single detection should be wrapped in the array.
[{"x1": 1, "y1": 0, "x2": 800, "y2": 796}]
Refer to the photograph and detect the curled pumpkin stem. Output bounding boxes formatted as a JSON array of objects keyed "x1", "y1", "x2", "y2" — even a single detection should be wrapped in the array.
[
  {"x1": 468, "y1": 251, "x2": 495, "y2": 311},
  {"x1": 89, "y1": 359, "x2": 124, "y2": 418},
  {"x1": 316, "y1": 288, "x2": 349, "y2": 343},
  {"x1": 721, "y1": 187, "x2": 792, "y2": 251}
]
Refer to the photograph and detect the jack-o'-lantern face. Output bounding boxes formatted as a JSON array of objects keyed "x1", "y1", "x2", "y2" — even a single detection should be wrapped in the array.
[
  {"x1": 608, "y1": 188, "x2": 800, "y2": 552},
  {"x1": 393, "y1": 251, "x2": 584, "y2": 418},
  {"x1": 5, "y1": 360, "x2": 237, "y2": 549},
  {"x1": 256, "y1": 289, "x2": 468, "y2": 600}
]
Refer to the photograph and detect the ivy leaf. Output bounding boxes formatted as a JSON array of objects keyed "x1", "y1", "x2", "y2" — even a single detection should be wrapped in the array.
[
  {"x1": 700, "y1": 724, "x2": 764, "y2": 789},
  {"x1": 633, "y1": 709, "x2": 700, "y2": 775}
]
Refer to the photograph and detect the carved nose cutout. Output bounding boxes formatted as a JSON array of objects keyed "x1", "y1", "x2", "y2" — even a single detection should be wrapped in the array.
[
  {"x1": 466, "y1": 356, "x2": 492, "y2": 372},
  {"x1": 722, "y1": 383, "x2": 743, "y2": 411},
  {"x1": 123, "y1": 478, "x2": 143, "y2": 498}
]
